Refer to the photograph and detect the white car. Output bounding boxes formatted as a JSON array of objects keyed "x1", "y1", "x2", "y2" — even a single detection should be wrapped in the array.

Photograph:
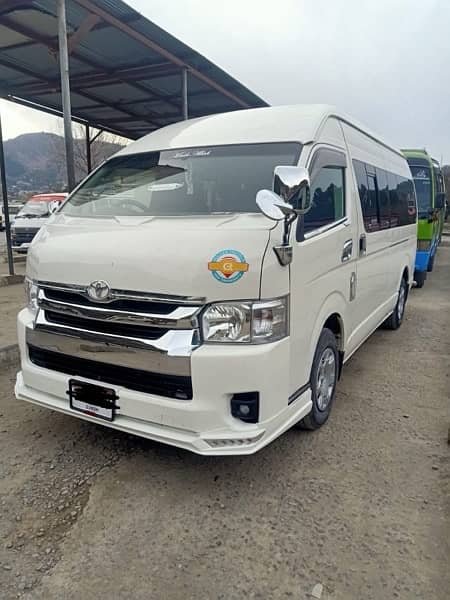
[
  {"x1": 11, "y1": 193, "x2": 67, "y2": 252},
  {"x1": 0, "y1": 201, "x2": 24, "y2": 231},
  {"x1": 16, "y1": 105, "x2": 417, "y2": 455}
]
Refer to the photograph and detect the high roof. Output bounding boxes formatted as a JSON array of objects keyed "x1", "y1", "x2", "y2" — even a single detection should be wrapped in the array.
[
  {"x1": 118, "y1": 105, "x2": 334, "y2": 154},
  {"x1": 117, "y1": 104, "x2": 403, "y2": 156},
  {"x1": 0, "y1": 0, "x2": 268, "y2": 140}
]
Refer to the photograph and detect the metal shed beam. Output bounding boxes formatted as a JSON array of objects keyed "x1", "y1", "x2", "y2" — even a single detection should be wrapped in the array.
[
  {"x1": 67, "y1": 12, "x2": 101, "y2": 54},
  {"x1": 57, "y1": 0, "x2": 76, "y2": 191},
  {"x1": 73, "y1": 0, "x2": 251, "y2": 109},
  {"x1": 0, "y1": 15, "x2": 183, "y2": 114}
]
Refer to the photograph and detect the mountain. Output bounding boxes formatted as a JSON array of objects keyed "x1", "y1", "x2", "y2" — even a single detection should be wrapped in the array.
[{"x1": 3, "y1": 132, "x2": 123, "y2": 197}]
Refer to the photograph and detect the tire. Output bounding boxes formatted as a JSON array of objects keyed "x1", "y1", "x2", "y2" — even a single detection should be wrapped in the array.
[
  {"x1": 383, "y1": 277, "x2": 408, "y2": 330},
  {"x1": 427, "y1": 253, "x2": 435, "y2": 272},
  {"x1": 414, "y1": 271, "x2": 426, "y2": 289},
  {"x1": 298, "y1": 328, "x2": 339, "y2": 430}
]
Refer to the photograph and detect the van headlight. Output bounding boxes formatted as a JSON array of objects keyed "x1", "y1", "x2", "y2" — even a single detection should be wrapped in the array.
[
  {"x1": 25, "y1": 278, "x2": 39, "y2": 315},
  {"x1": 202, "y1": 297, "x2": 288, "y2": 344}
]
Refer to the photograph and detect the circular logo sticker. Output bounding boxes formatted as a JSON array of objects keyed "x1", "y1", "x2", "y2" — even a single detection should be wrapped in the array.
[{"x1": 208, "y1": 249, "x2": 249, "y2": 284}]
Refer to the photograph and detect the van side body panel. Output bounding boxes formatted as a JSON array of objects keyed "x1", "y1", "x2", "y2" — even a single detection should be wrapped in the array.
[
  {"x1": 341, "y1": 122, "x2": 415, "y2": 355},
  {"x1": 288, "y1": 117, "x2": 416, "y2": 397},
  {"x1": 288, "y1": 119, "x2": 354, "y2": 395}
]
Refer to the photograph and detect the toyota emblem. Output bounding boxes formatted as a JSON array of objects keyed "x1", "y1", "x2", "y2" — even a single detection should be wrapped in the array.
[{"x1": 86, "y1": 280, "x2": 111, "y2": 302}]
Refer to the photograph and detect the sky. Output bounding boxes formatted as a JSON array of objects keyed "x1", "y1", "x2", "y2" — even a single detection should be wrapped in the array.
[{"x1": 1, "y1": 0, "x2": 449, "y2": 162}]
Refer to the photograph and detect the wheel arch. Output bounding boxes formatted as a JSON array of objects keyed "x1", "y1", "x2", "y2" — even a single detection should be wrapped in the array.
[{"x1": 307, "y1": 292, "x2": 347, "y2": 380}]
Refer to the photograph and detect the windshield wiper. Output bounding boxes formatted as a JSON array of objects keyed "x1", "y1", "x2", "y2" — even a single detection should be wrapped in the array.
[{"x1": 17, "y1": 213, "x2": 47, "y2": 218}]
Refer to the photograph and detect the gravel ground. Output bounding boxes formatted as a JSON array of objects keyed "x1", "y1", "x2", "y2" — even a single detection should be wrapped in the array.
[
  {"x1": 0, "y1": 244, "x2": 449, "y2": 600},
  {"x1": 0, "y1": 282, "x2": 24, "y2": 347}
]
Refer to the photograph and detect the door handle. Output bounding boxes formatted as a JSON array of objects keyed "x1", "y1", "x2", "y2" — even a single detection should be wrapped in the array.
[
  {"x1": 359, "y1": 234, "x2": 367, "y2": 256},
  {"x1": 341, "y1": 239, "x2": 353, "y2": 262}
]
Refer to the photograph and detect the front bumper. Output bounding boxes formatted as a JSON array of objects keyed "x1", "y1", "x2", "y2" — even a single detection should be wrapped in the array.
[{"x1": 16, "y1": 309, "x2": 311, "y2": 455}]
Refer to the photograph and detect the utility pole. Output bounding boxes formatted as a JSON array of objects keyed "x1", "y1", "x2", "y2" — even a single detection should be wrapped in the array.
[
  {"x1": 181, "y1": 68, "x2": 188, "y2": 120},
  {"x1": 0, "y1": 110, "x2": 14, "y2": 276},
  {"x1": 57, "y1": 0, "x2": 76, "y2": 191}
]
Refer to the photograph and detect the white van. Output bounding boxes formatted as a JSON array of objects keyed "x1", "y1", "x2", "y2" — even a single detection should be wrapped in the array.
[{"x1": 15, "y1": 105, "x2": 417, "y2": 455}]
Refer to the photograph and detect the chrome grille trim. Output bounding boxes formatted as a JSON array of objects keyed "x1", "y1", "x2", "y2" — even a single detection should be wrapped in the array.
[
  {"x1": 34, "y1": 311, "x2": 197, "y2": 353},
  {"x1": 28, "y1": 312, "x2": 196, "y2": 377},
  {"x1": 37, "y1": 289, "x2": 200, "y2": 329},
  {"x1": 28, "y1": 281, "x2": 204, "y2": 383},
  {"x1": 37, "y1": 281, "x2": 206, "y2": 306},
  {"x1": 26, "y1": 330, "x2": 191, "y2": 379}
]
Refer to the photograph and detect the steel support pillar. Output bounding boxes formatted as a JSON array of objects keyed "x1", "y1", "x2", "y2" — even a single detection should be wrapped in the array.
[
  {"x1": 57, "y1": 0, "x2": 76, "y2": 191},
  {"x1": 85, "y1": 123, "x2": 92, "y2": 173},
  {"x1": 0, "y1": 110, "x2": 14, "y2": 276},
  {"x1": 181, "y1": 67, "x2": 188, "y2": 120}
]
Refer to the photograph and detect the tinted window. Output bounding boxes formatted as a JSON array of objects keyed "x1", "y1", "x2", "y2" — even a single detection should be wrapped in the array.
[
  {"x1": 388, "y1": 172, "x2": 401, "y2": 228},
  {"x1": 62, "y1": 143, "x2": 302, "y2": 217},
  {"x1": 434, "y1": 169, "x2": 444, "y2": 194},
  {"x1": 406, "y1": 157, "x2": 429, "y2": 168},
  {"x1": 304, "y1": 167, "x2": 345, "y2": 234},
  {"x1": 354, "y1": 160, "x2": 379, "y2": 231},
  {"x1": 376, "y1": 168, "x2": 390, "y2": 230},
  {"x1": 410, "y1": 166, "x2": 432, "y2": 214},
  {"x1": 355, "y1": 160, "x2": 416, "y2": 231},
  {"x1": 397, "y1": 175, "x2": 417, "y2": 225}
]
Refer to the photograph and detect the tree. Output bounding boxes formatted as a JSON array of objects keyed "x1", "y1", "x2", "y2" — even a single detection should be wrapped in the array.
[{"x1": 51, "y1": 123, "x2": 127, "y2": 188}]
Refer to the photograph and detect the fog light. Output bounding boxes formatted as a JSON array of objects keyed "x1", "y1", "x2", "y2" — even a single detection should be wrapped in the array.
[{"x1": 231, "y1": 392, "x2": 259, "y2": 423}]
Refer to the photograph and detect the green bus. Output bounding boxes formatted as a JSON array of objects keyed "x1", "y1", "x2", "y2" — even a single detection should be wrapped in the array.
[{"x1": 402, "y1": 149, "x2": 446, "y2": 287}]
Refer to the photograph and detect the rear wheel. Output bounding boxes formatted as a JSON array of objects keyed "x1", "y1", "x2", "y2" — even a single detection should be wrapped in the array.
[
  {"x1": 299, "y1": 328, "x2": 338, "y2": 430},
  {"x1": 383, "y1": 277, "x2": 408, "y2": 330},
  {"x1": 414, "y1": 271, "x2": 426, "y2": 289}
]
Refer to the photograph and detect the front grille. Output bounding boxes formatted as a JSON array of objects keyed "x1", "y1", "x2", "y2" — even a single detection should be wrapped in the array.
[
  {"x1": 28, "y1": 345, "x2": 193, "y2": 400},
  {"x1": 13, "y1": 231, "x2": 38, "y2": 244},
  {"x1": 44, "y1": 310, "x2": 167, "y2": 340},
  {"x1": 44, "y1": 288, "x2": 182, "y2": 314}
]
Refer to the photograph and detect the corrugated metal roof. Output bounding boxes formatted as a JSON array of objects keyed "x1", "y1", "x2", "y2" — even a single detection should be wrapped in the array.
[{"x1": 0, "y1": 0, "x2": 268, "y2": 140}]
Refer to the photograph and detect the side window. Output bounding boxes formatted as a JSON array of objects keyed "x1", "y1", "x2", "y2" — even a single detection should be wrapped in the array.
[
  {"x1": 366, "y1": 172, "x2": 380, "y2": 232},
  {"x1": 436, "y1": 171, "x2": 444, "y2": 194},
  {"x1": 354, "y1": 160, "x2": 379, "y2": 232},
  {"x1": 397, "y1": 175, "x2": 417, "y2": 225},
  {"x1": 376, "y1": 168, "x2": 390, "y2": 230},
  {"x1": 303, "y1": 166, "x2": 345, "y2": 234},
  {"x1": 388, "y1": 172, "x2": 400, "y2": 227},
  {"x1": 355, "y1": 160, "x2": 416, "y2": 230}
]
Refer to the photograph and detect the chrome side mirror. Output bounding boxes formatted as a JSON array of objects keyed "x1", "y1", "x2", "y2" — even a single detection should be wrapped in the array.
[
  {"x1": 48, "y1": 201, "x2": 60, "y2": 214},
  {"x1": 256, "y1": 190, "x2": 297, "y2": 221},
  {"x1": 273, "y1": 166, "x2": 311, "y2": 214}
]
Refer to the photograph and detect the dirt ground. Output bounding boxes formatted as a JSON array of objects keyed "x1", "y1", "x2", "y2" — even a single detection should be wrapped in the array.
[
  {"x1": 0, "y1": 246, "x2": 449, "y2": 600},
  {"x1": 0, "y1": 282, "x2": 25, "y2": 348}
]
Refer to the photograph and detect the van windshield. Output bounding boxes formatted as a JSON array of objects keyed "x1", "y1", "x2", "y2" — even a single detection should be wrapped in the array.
[
  {"x1": 61, "y1": 143, "x2": 301, "y2": 217},
  {"x1": 410, "y1": 166, "x2": 432, "y2": 215},
  {"x1": 16, "y1": 200, "x2": 50, "y2": 218}
]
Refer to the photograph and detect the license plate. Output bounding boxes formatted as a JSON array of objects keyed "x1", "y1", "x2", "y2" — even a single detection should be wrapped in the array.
[{"x1": 67, "y1": 379, "x2": 119, "y2": 422}]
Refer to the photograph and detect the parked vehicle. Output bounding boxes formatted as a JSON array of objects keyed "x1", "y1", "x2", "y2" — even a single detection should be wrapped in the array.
[
  {"x1": 16, "y1": 105, "x2": 417, "y2": 455},
  {"x1": 11, "y1": 193, "x2": 67, "y2": 252},
  {"x1": 432, "y1": 158, "x2": 446, "y2": 241},
  {"x1": 0, "y1": 201, "x2": 24, "y2": 231},
  {"x1": 402, "y1": 150, "x2": 446, "y2": 287}
]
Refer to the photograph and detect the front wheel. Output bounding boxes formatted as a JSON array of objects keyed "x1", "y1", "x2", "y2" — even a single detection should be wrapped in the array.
[
  {"x1": 383, "y1": 277, "x2": 408, "y2": 330},
  {"x1": 298, "y1": 328, "x2": 339, "y2": 430},
  {"x1": 427, "y1": 253, "x2": 435, "y2": 272}
]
